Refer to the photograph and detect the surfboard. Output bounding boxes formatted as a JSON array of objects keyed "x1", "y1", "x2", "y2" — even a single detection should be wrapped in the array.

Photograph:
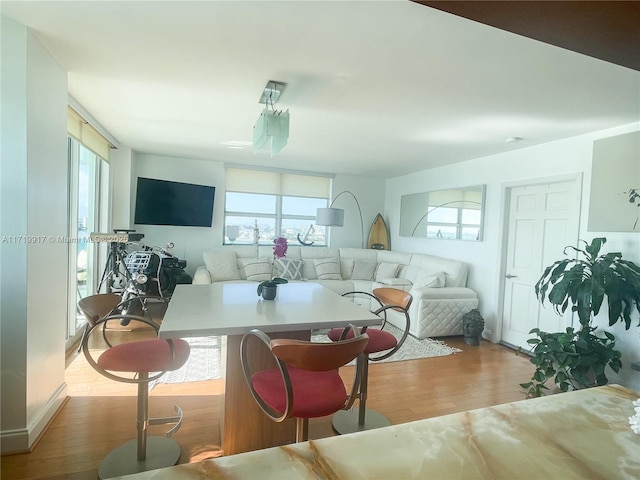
[{"x1": 367, "y1": 213, "x2": 390, "y2": 250}]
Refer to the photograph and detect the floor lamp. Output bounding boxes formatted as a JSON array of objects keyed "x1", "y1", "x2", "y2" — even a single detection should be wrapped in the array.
[{"x1": 316, "y1": 191, "x2": 365, "y2": 248}]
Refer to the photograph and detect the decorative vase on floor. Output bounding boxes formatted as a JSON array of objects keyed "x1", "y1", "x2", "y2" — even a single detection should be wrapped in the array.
[{"x1": 261, "y1": 285, "x2": 277, "y2": 300}]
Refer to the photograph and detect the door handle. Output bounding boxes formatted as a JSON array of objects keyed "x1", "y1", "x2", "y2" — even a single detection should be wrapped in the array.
[{"x1": 505, "y1": 274, "x2": 518, "y2": 279}]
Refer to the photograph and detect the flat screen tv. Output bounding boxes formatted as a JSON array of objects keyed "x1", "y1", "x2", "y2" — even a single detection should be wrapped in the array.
[{"x1": 134, "y1": 177, "x2": 215, "y2": 227}]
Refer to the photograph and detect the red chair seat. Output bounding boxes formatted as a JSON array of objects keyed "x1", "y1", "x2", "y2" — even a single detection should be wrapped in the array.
[
  {"x1": 252, "y1": 367, "x2": 348, "y2": 418},
  {"x1": 328, "y1": 328, "x2": 397, "y2": 354},
  {"x1": 98, "y1": 339, "x2": 190, "y2": 373}
]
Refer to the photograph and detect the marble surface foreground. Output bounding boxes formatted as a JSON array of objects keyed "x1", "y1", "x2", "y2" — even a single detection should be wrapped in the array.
[{"x1": 116, "y1": 385, "x2": 640, "y2": 480}]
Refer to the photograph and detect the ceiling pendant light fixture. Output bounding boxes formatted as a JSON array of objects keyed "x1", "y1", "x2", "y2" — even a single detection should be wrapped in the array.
[{"x1": 253, "y1": 80, "x2": 289, "y2": 157}]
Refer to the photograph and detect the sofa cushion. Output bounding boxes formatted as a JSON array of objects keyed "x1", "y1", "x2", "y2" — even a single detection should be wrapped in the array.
[
  {"x1": 375, "y1": 262, "x2": 399, "y2": 281},
  {"x1": 203, "y1": 251, "x2": 241, "y2": 281},
  {"x1": 240, "y1": 258, "x2": 272, "y2": 282},
  {"x1": 276, "y1": 258, "x2": 303, "y2": 280},
  {"x1": 377, "y1": 251, "x2": 412, "y2": 265},
  {"x1": 314, "y1": 258, "x2": 342, "y2": 280},
  {"x1": 413, "y1": 272, "x2": 445, "y2": 288},
  {"x1": 300, "y1": 247, "x2": 339, "y2": 280},
  {"x1": 376, "y1": 278, "x2": 413, "y2": 292},
  {"x1": 351, "y1": 260, "x2": 377, "y2": 281},
  {"x1": 408, "y1": 253, "x2": 468, "y2": 287}
]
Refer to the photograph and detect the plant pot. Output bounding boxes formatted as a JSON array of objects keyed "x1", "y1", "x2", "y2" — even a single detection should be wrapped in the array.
[{"x1": 261, "y1": 285, "x2": 277, "y2": 300}]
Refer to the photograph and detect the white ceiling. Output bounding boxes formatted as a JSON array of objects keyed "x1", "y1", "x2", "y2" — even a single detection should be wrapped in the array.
[{"x1": 3, "y1": 0, "x2": 639, "y2": 178}]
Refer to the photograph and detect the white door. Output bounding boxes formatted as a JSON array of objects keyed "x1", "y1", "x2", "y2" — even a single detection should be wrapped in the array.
[{"x1": 501, "y1": 177, "x2": 581, "y2": 350}]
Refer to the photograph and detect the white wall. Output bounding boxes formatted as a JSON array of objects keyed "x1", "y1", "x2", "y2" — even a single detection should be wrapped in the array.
[
  {"x1": 387, "y1": 122, "x2": 640, "y2": 391},
  {"x1": 1, "y1": 18, "x2": 68, "y2": 452},
  {"x1": 128, "y1": 153, "x2": 226, "y2": 275},
  {"x1": 327, "y1": 174, "x2": 387, "y2": 249},
  {"x1": 119, "y1": 155, "x2": 386, "y2": 274}
]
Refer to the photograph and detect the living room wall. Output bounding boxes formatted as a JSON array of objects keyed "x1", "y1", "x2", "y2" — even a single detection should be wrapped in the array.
[
  {"x1": 1, "y1": 18, "x2": 68, "y2": 452},
  {"x1": 112, "y1": 153, "x2": 385, "y2": 275},
  {"x1": 386, "y1": 122, "x2": 640, "y2": 391}
]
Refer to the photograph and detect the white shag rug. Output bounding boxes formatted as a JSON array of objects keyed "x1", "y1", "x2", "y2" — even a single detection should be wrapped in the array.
[{"x1": 153, "y1": 325, "x2": 461, "y2": 387}]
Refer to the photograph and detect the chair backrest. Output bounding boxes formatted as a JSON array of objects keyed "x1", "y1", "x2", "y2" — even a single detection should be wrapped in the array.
[
  {"x1": 241, "y1": 327, "x2": 368, "y2": 425},
  {"x1": 270, "y1": 333, "x2": 369, "y2": 371},
  {"x1": 79, "y1": 293, "x2": 180, "y2": 384},
  {"x1": 78, "y1": 293, "x2": 123, "y2": 326},
  {"x1": 373, "y1": 288, "x2": 413, "y2": 311}
]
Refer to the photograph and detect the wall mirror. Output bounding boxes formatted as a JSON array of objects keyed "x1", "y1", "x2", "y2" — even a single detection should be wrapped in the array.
[{"x1": 399, "y1": 185, "x2": 486, "y2": 240}]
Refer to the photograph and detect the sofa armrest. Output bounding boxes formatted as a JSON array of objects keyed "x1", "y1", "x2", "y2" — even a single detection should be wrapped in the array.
[
  {"x1": 409, "y1": 286, "x2": 478, "y2": 300},
  {"x1": 192, "y1": 265, "x2": 213, "y2": 284}
]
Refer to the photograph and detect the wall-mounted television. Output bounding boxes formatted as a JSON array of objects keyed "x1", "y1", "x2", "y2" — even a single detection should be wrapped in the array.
[{"x1": 134, "y1": 177, "x2": 215, "y2": 227}]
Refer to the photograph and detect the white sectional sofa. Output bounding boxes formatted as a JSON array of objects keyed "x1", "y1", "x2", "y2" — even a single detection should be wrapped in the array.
[{"x1": 192, "y1": 245, "x2": 478, "y2": 339}]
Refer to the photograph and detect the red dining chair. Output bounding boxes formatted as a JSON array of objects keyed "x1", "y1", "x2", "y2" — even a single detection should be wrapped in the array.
[
  {"x1": 328, "y1": 288, "x2": 412, "y2": 434},
  {"x1": 79, "y1": 293, "x2": 190, "y2": 479},
  {"x1": 241, "y1": 326, "x2": 368, "y2": 443}
]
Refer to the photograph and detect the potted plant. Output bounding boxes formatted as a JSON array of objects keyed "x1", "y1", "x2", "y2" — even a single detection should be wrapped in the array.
[
  {"x1": 257, "y1": 237, "x2": 289, "y2": 300},
  {"x1": 519, "y1": 237, "x2": 640, "y2": 397}
]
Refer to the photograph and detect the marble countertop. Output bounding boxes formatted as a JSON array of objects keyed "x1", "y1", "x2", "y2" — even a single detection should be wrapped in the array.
[{"x1": 115, "y1": 385, "x2": 640, "y2": 479}]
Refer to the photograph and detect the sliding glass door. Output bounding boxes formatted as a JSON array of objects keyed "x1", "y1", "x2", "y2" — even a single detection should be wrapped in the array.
[{"x1": 66, "y1": 136, "x2": 110, "y2": 350}]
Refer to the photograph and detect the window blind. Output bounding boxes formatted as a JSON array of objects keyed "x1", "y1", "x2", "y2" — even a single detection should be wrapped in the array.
[
  {"x1": 67, "y1": 107, "x2": 112, "y2": 160},
  {"x1": 226, "y1": 167, "x2": 330, "y2": 198}
]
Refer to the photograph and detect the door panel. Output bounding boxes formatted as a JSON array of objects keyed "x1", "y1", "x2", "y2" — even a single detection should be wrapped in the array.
[{"x1": 501, "y1": 178, "x2": 581, "y2": 349}]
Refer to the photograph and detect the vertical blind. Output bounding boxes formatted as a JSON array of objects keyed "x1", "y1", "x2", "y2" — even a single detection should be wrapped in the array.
[{"x1": 225, "y1": 167, "x2": 331, "y2": 198}]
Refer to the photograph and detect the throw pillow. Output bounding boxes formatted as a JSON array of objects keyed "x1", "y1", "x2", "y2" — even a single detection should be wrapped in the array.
[
  {"x1": 313, "y1": 258, "x2": 342, "y2": 280},
  {"x1": 375, "y1": 262, "x2": 399, "y2": 282},
  {"x1": 202, "y1": 251, "x2": 241, "y2": 282},
  {"x1": 413, "y1": 272, "x2": 445, "y2": 288},
  {"x1": 351, "y1": 260, "x2": 377, "y2": 280},
  {"x1": 239, "y1": 258, "x2": 272, "y2": 282},
  {"x1": 378, "y1": 278, "x2": 413, "y2": 289},
  {"x1": 276, "y1": 258, "x2": 303, "y2": 280}
]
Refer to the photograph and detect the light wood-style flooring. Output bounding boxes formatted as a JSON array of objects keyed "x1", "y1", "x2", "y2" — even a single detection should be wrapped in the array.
[{"x1": 1, "y1": 319, "x2": 534, "y2": 480}]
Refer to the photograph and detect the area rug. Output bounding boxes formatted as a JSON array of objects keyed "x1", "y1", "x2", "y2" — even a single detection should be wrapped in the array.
[{"x1": 153, "y1": 325, "x2": 461, "y2": 387}]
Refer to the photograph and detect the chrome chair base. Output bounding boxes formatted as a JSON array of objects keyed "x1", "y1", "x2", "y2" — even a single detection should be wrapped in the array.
[
  {"x1": 332, "y1": 408, "x2": 391, "y2": 434},
  {"x1": 98, "y1": 436, "x2": 181, "y2": 479}
]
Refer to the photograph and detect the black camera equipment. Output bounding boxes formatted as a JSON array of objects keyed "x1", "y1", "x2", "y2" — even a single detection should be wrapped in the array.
[{"x1": 92, "y1": 229, "x2": 145, "y2": 294}]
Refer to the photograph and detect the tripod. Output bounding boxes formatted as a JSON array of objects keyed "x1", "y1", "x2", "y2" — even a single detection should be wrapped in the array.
[{"x1": 97, "y1": 241, "x2": 131, "y2": 294}]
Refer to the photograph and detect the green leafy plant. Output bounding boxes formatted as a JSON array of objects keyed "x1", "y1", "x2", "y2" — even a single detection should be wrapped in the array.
[
  {"x1": 257, "y1": 276, "x2": 288, "y2": 296},
  {"x1": 519, "y1": 326, "x2": 622, "y2": 398},
  {"x1": 535, "y1": 237, "x2": 640, "y2": 329},
  {"x1": 519, "y1": 237, "x2": 639, "y2": 397}
]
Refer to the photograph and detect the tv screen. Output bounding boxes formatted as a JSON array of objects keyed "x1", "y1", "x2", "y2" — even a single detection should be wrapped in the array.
[{"x1": 134, "y1": 177, "x2": 215, "y2": 227}]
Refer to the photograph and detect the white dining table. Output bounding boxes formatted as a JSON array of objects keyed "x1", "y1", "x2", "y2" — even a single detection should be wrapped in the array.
[{"x1": 159, "y1": 282, "x2": 381, "y2": 455}]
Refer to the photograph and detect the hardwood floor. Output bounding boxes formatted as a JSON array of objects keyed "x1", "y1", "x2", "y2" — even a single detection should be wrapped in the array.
[{"x1": 1, "y1": 324, "x2": 534, "y2": 480}]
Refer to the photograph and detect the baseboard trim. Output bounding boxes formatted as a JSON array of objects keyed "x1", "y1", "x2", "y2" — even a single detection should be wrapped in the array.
[{"x1": 1, "y1": 383, "x2": 67, "y2": 454}]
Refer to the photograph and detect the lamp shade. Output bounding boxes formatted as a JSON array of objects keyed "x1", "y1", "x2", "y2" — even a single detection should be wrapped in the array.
[{"x1": 316, "y1": 208, "x2": 345, "y2": 227}]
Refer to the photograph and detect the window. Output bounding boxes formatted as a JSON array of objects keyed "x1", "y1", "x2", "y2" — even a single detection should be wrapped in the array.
[
  {"x1": 66, "y1": 107, "x2": 112, "y2": 350},
  {"x1": 224, "y1": 168, "x2": 330, "y2": 245},
  {"x1": 423, "y1": 206, "x2": 482, "y2": 240}
]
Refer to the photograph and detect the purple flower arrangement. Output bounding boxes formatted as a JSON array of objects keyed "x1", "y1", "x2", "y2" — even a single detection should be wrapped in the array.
[{"x1": 257, "y1": 237, "x2": 289, "y2": 296}]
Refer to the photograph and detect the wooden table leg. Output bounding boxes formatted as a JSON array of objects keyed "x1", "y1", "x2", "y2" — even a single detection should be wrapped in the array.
[{"x1": 222, "y1": 330, "x2": 310, "y2": 455}]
